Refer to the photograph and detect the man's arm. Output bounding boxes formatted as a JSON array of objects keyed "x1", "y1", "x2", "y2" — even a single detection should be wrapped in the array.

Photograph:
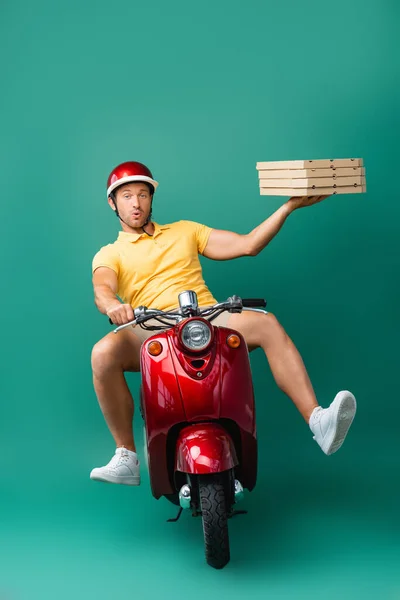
[
  {"x1": 93, "y1": 267, "x2": 134, "y2": 324},
  {"x1": 202, "y1": 195, "x2": 328, "y2": 260},
  {"x1": 93, "y1": 267, "x2": 120, "y2": 314}
]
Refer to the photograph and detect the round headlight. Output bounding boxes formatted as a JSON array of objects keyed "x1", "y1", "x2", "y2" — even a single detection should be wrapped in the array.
[{"x1": 181, "y1": 320, "x2": 212, "y2": 351}]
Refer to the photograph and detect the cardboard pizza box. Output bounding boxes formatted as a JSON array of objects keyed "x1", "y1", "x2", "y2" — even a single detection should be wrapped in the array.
[
  {"x1": 257, "y1": 167, "x2": 365, "y2": 179},
  {"x1": 259, "y1": 176, "x2": 365, "y2": 188},
  {"x1": 259, "y1": 185, "x2": 366, "y2": 196},
  {"x1": 256, "y1": 158, "x2": 364, "y2": 170}
]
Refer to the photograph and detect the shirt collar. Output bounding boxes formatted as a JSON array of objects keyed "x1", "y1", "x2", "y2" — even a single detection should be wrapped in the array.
[{"x1": 117, "y1": 222, "x2": 170, "y2": 243}]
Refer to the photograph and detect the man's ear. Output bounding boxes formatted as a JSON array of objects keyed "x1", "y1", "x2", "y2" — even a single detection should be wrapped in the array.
[{"x1": 107, "y1": 196, "x2": 116, "y2": 211}]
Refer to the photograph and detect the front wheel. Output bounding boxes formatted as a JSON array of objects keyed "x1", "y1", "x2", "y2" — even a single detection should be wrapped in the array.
[{"x1": 198, "y1": 474, "x2": 231, "y2": 569}]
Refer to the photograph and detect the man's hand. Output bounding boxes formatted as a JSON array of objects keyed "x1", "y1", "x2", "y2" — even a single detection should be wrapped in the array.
[
  {"x1": 106, "y1": 303, "x2": 135, "y2": 325},
  {"x1": 287, "y1": 194, "x2": 331, "y2": 211}
]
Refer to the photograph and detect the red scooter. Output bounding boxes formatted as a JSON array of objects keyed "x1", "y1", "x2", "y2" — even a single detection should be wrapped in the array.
[{"x1": 112, "y1": 291, "x2": 267, "y2": 569}]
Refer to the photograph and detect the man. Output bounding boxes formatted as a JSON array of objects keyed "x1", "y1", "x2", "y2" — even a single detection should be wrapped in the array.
[{"x1": 90, "y1": 161, "x2": 357, "y2": 486}]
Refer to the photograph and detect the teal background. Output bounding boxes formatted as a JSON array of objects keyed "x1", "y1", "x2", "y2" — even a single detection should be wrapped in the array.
[{"x1": 1, "y1": 0, "x2": 399, "y2": 598}]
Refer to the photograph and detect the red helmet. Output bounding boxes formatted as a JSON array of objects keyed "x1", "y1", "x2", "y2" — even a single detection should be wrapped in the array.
[{"x1": 106, "y1": 161, "x2": 159, "y2": 196}]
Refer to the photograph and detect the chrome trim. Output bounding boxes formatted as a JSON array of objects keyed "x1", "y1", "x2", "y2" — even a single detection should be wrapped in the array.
[
  {"x1": 179, "y1": 484, "x2": 192, "y2": 509},
  {"x1": 234, "y1": 479, "x2": 244, "y2": 503},
  {"x1": 178, "y1": 290, "x2": 199, "y2": 315}
]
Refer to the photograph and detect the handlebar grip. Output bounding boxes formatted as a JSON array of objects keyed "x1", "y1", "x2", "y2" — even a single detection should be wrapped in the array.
[{"x1": 241, "y1": 298, "x2": 267, "y2": 308}]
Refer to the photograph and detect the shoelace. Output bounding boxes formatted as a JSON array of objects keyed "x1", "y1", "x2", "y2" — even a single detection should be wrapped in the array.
[
  {"x1": 311, "y1": 407, "x2": 323, "y2": 426},
  {"x1": 310, "y1": 408, "x2": 324, "y2": 442},
  {"x1": 108, "y1": 450, "x2": 131, "y2": 469}
]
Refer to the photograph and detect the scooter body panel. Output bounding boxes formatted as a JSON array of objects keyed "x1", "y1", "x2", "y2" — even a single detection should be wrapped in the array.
[
  {"x1": 140, "y1": 319, "x2": 258, "y2": 499},
  {"x1": 175, "y1": 422, "x2": 238, "y2": 474}
]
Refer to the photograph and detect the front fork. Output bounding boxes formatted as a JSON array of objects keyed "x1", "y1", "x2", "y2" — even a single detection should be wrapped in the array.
[{"x1": 179, "y1": 470, "x2": 245, "y2": 515}]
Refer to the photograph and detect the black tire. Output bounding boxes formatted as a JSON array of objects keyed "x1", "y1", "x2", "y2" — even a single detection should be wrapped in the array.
[{"x1": 199, "y1": 474, "x2": 230, "y2": 569}]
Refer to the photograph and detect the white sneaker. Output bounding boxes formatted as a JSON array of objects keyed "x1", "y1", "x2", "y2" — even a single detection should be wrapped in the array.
[
  {"x1": 309, "y1": 391, "x2": 357, "y2": 455},
  {"x1": 90, "y1": 448, "x2": 141, "y2": 485}
]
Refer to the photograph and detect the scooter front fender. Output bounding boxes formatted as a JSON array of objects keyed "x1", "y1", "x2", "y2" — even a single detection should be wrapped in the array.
[{"x1": 175, "y1": 422, "x2": 238, "y2": 474}]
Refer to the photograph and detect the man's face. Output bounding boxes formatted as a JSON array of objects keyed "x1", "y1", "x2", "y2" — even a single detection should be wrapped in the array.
[{"x1": 108, "y1": 182, "x2": 153, "y2": 229}]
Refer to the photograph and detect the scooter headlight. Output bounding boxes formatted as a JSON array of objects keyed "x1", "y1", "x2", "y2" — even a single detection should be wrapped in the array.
[{"x1": 181, "y1": 320, "x2": 212, "y2": 352}]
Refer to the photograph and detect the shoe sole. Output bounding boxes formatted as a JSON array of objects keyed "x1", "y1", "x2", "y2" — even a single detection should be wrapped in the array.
[
  {"x1": 322, "y1": 392, "x2": 357, "y2": 455},
  {"x1": 90, "y1": 473, "x2": 141, "y2": 486}
]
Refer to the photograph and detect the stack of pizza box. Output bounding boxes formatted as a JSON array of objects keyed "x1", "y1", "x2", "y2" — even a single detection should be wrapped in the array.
[{"x1": 256, "y1": 158, "x2": 366, "y2": 196}]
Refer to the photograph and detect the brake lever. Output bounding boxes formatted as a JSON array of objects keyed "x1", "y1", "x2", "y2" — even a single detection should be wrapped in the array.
[
  {"x1": 112, "y1": 310, "x2": 182, "y2": 334},
  {"x1": 112, "y1": 319, "x2": 138, "y2": 333},
  {"x1": 109, "y1": 305, "x2": 154, "y2": 332}
]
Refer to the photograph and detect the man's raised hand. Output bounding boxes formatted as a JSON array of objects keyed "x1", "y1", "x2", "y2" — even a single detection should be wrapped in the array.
[{"x1": 288, "y1": 195, "x2": 332, "y2": 210}]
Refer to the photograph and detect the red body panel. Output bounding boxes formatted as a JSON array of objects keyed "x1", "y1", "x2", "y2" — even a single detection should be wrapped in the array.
[
  {"x1": 175, "y1": 423, "x2": 238, "y2": 474},
  {"x1": 140, "y1": 319, "x2": 257, "y2": 499}
]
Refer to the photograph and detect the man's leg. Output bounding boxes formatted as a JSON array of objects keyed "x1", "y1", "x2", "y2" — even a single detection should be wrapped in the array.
[
  {"x1": 91, "y1": 327, "x2": 142, "y2": 450},
  {"x1": 90, "y1": 328, "x2": 143, "y2": 484},
  {"x1": 227, "y1": 310, "x2": 356, "y2": 454},
  {"x1": 228, "y1": 311, "x2": 319, "y2": 421}
]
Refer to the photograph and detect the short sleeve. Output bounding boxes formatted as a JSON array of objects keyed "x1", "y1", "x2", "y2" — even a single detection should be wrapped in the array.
[
  {"x1": 92, "y1": 244, "x2": 120, "y2": 276},
  {"x1": 184, "y1": 221, "x2": 213, "y2": 255}
]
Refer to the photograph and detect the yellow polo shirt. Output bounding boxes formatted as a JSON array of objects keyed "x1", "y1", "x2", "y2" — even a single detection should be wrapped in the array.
[{"x1": 92, "y1": 220, "x2": 218, "y2": 311}]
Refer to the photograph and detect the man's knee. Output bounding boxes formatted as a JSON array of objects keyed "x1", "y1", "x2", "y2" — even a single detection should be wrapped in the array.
[
  {"x1": 91, "y1": 331, "x2": 140, "y2": 374},
  {"x1": 255, "y1": 312, "x2": 285, "y2": 346},
  {"x1": 262, "y1": 312, "x2": 281, "y2": 331},
  {"x1": 229, "y1": 310, "x2": 282, "y2": 349},
  {"x1": 91, "y1": 336, "x2": 118, "y2": 374}
]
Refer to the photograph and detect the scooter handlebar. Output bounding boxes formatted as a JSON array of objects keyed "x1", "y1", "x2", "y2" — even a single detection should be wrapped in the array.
[
  {"x1": 241, "y1": 298, "x2": 267, "y2": 308},
  {"x1": 109, "y1": 296, "x2": 267, "y2": 333}
]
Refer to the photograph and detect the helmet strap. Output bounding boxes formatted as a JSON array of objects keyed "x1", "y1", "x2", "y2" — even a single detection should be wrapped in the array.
[
  {"x1": 142, "y1": 201, "x2": 153, "y2": 236},
  {"x1": 141, "y1": 225, "x2": 153, "y2": 236}
]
